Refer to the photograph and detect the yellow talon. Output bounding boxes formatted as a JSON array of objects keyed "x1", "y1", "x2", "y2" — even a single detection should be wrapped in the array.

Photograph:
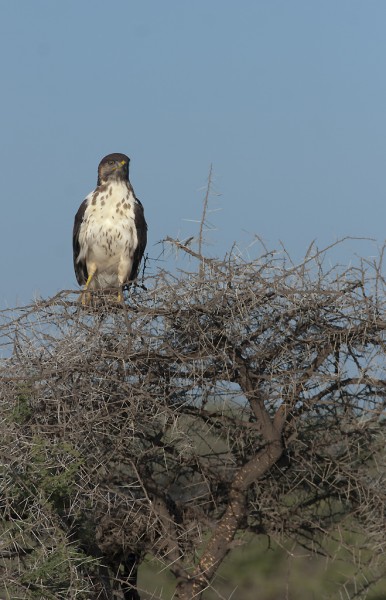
[
  {"x1": 80, "y1": 265, "x2": 97, "y2": 306},
  {"x1": 81, "y1": 291, "x2": 91, "y2": 306}
]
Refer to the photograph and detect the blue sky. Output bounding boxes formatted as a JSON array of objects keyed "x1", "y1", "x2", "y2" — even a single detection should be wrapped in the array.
[{"x1": 1, "y1": 1, "x2": 386, "y2": 305}]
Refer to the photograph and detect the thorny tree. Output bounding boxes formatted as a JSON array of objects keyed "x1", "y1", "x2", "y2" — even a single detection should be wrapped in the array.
[{"x1": 0, "y1": 239, "x2": 386, "y2": 599}]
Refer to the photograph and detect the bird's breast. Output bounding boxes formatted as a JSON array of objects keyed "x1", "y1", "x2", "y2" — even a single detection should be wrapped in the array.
[{"x1": 79, "y1": 182, "x2": 138, "y2": 263}]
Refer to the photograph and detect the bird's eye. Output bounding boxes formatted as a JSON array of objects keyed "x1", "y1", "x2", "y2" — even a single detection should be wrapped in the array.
[{"x1": 108, "y1": 160, "x2": 115, "y2": 166}]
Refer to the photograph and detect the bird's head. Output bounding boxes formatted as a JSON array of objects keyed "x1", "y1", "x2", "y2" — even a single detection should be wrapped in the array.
[{"x1": 97, "y1": 153, "x2": 130, "y2": 185}]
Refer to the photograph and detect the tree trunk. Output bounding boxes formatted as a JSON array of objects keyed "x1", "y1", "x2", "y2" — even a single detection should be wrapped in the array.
[{"x1": 175, "y1": 437, "x2": 283, "y2": 599}]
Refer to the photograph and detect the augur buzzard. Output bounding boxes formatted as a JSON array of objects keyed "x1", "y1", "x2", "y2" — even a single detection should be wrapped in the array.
[{"x1": 73, "y1": 153, "x2": 147, "y2": 303}]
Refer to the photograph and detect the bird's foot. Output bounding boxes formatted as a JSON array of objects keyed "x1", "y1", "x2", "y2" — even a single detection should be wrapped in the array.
[{"x1": 80, "y1": 290, "x2": 92, "y2": 306}]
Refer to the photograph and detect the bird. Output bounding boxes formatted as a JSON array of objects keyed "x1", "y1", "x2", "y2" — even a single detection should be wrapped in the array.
[{"x1": 73, "y1": 153, "x2": 147, "y2": 304}]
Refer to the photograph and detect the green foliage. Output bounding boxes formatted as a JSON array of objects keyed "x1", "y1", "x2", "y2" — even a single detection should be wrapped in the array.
[
  {"x1": 12, "y1": 392, "x2": 32, "y2": 424},
  {"x1": 25, "y1": 436, "x2": 83, "y2": 513},
  {"x1": 0, "y1": 431, "x2": 93, "y2": 599},
  {"x1": 18, "y1": 545, "x2": 94, "y2": 600}
]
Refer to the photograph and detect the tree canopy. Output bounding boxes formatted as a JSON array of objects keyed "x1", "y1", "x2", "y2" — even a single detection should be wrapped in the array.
[{"x1": 1, "y1": 238, "x2": 385, "y2": 599}]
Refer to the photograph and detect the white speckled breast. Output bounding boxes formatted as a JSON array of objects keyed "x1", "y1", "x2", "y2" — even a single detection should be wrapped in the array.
[{"x1": 78, "y1": 181, "x2": 138, "y2": 288}]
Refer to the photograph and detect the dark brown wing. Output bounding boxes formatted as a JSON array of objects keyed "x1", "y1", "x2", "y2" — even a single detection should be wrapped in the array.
[
  {"x1": 72, "y1": 199, "x2": 89, "y2": 286},
  {"x1": 128, "y1": 198, "x2": 148, "y2": 282}
]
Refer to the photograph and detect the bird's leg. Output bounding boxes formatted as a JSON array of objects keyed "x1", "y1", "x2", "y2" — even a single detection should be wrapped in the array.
[
  {"x1": 117, "y1": 259, "x2": 131, "y2": 303},
  {"x1": 81, "y1": 264, "x2": 97, "y2": 305}
]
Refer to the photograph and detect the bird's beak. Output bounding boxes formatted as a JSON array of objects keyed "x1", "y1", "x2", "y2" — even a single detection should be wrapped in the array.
[{"x1": 119, "y1": 160, "x2": 126, "y2": 167}]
